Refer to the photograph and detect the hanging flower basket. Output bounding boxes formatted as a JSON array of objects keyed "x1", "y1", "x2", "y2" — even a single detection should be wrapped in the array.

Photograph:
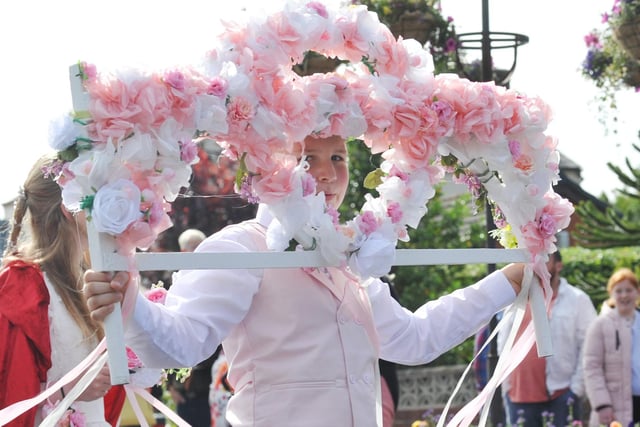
[
  {"x1": 623, "y1": 59, "x2": 640, "y2": 87},
  {"x1": 389, "y1": 10, "x2": 437, "y2": 45},
  {"x1": 613, "y1": 15, "x2": 640, "y2": 61}
]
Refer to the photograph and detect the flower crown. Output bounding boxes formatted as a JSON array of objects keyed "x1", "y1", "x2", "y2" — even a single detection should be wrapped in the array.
[{"x1": 48, "y1": 0, "x2": 573, "y2": 278}]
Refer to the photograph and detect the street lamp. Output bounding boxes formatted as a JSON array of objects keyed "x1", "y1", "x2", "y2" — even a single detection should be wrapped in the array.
[
  {"x1": 453, "y1": 1, "x2": 529, "y2": 425},
  {"x1": 455, "y1": 31, "x2": 529, "y2": 87}
]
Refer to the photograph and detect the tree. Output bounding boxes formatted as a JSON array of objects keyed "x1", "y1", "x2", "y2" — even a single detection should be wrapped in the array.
[{"x1": 574, "y1": 143, "x2": 640, "y2": 248}]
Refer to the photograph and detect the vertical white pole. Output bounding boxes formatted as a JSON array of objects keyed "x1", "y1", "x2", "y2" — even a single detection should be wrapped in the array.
[{"x1": 69, "y1": 64, "x2": 129, "y2": 385}]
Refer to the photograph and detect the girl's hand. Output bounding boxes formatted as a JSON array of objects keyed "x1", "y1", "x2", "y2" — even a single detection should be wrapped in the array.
[{"x1": 83, "y1": 270, "x2": 130, "y2": 322}]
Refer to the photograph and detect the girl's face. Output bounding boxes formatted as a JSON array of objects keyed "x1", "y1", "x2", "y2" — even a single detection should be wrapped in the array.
[
  {"x1": 302, "y1": 135, "x2": 349, "y2": 209},
  {"x1": 611, "y1": 278, "x2": 639, "y2": 316}
]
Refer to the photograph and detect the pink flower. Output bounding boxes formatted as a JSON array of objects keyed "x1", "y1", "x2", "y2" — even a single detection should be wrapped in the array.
[
  {"x1": 520, "y1": 192, "x2": 574, "y2": 255},
  {"x1": 207, "y1": 77, "x2": 228, "y2": 97},
  {"x1": 80, "y1": 62, "x2": 97, "y2": 82},
  {"x1": 164, "y1": 70, "x2": 186, "y2": 91},
  {"x1": 357, "y1": 210, "x2": 379, "y2": 235},
  {"x1": 513, "y1": 154, "x2": 534, "y2": 172},
  {"x1": 69, "y1": 410, "x2": 85, "y2": 427},
  {"x1": 306, "y1": 1, "x2": 328, "y2": 18},
  {"x1": 126, "y1": 347, "x2": 144, "y2": 369},
  {"x1": 252, "y1": 164, "x2": 296, "y2": 205},
  {"x1": 584, "y1": 32, "x2": 602, "y2": 48},
  {"x1": 42, "y1": 401, "x2": 86, "y2": 427},
  {"x1": 180, "y1": 139, "x2": 198, "y2": 163},
  {"x1": 145, "y1": 287, "x2": 168, "y2": 304},
  {"x1": 227, "y1": 97, "x2": 255, "y2": 123},
  {"x1": 388, "y1": 165, "x2": 409, "y2": 181},
  {"x1": 326, "y1": 206, "x2": 340, "y2": 225},
  {"x1": 387, "y1": 202, "x2": 403, "y2": 224},
  {"x1": 508, "y1": 140, "x2": 522, "y2": 157}
]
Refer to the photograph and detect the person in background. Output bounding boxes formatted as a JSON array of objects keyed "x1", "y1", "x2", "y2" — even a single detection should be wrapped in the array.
[
  {"x1": 499, "y1": 250, "x2": 597, "y2": 427},
  {"x1": 583, "y1": 268, "x2": 640, "y2": 427},
  {"x1": 84, "y1": 135, "x2": 527, "y2": 427},
  {"x1": 178, "y1": 228, "x2": 207, "y2": 253},
  {"x1": 0, "y1": 154, "x2": 125, "y2": 426}
]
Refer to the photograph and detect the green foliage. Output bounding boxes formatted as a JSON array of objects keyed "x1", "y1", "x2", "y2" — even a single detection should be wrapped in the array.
[
  {"x1": 560, "y1": 246, "x2": 640, "y2": 311},
  {"x1": 575, "y1": 143, "x2": 640, "y2": 248}
]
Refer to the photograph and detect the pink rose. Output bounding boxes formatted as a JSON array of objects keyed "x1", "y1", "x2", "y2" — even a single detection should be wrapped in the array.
[
  {"x1": 227, "y1": 97, "x2": 255, "y2": 123},
  {"x1": 164, "y1": 70, "x2": 186, "y2": 91},
  {"x1": 252, "y1": 165, "x2": 296, "y2": 205},
  {"x1": 145, "y1": 287, "x2": 168, "y2": 304}
]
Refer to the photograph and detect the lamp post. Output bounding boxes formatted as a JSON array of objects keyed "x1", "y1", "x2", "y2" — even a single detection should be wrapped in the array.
[{"x1": 454, "y1": 1, "x2": 529, "y2": 425}]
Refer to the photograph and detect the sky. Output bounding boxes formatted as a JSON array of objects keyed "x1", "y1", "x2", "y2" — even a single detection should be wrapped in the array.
[{"x1": 0, "y1": 0, "x2": 637, "y2": 219}]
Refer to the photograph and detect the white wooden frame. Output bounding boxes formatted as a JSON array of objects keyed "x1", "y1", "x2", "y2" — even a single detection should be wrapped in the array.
[{"x1": 69, "y1": 64, "x2": 541, "y2": 386}]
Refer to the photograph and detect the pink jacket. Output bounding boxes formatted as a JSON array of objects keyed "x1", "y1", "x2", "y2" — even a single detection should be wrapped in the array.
[
  {"x1": 222, "y1": 222, "x2": 380, "y2": 427},
  {"x1": 583, "y1": 309, "x2": 634, "y2": 426}
]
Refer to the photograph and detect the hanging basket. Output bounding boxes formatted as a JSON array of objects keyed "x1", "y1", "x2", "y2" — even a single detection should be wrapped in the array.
[
  {"x1": 613, "y1": 15, "x2": 640, "y2": 62},
  {"x1": 389, "y1": 10, "x2": 437, "y2": 45},
  {"x1": 623, "y1": 59, "x2": 640, "y2": 88}
]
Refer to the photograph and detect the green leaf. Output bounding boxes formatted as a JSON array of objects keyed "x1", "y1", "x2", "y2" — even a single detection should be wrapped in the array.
[
  {"x1": 363, "y1": 168, "x2": 385, "y2": 189},
  {"x1": 80, "y1": 194, "x2": 95, "y2": 211}
]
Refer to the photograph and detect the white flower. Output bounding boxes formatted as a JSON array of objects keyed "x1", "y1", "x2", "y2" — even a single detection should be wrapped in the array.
[
  {"x1": 91, "y1": 179, "x2": 143, "y2": 235},
  {"x1": 348, "y1": 230, "x2": 397, "y2": 279},
  {"x1": 117, "y1": 132, "x2": 157, "y2": 170},
  {"x1": 48, "y1": 114, "x2": 83, "y2": 151},
  {"x1": 195, "y1": 96, "x2": 229, "y2": 136}
]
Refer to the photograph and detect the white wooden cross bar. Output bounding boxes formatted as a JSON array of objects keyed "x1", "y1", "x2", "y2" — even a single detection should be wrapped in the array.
[{"x1": 98, "y1": 247, "x2": 530, "y2": 271}]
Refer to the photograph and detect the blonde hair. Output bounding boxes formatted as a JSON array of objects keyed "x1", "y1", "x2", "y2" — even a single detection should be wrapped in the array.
[
  {"x1": 604, "y1": 268, "x2": 640, "y2": 309},
  {"x1": 3, "y1": 154, "x2": 102, "y2": 340}
]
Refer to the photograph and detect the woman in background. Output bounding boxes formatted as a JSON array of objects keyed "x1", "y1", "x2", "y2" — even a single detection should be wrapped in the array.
[{"x1": 584, "y1": 268, "x2": 640, "y2": 426}]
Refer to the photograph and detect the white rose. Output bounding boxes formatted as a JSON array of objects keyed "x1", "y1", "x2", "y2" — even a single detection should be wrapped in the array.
[
  {"x1": 91, "y1": 179, "x2": 143, "y2": 235},
  {"x1": 348, "y1": 231, "x2": 397, "y2": 279},
  {"x1": 48, "y1": 114, "x2": 82, "y2": 151}
]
